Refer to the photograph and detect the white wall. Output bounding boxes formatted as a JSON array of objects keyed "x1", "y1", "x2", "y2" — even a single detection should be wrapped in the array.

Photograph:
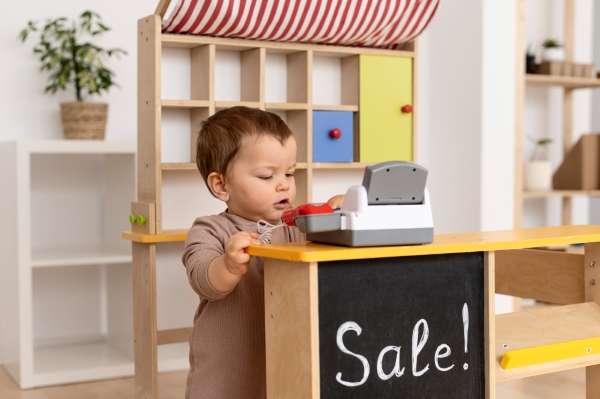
[
  {"x1": 1, "y1": 1, "x2": 156, "y2": 141},
  {"x1": 417, "y1": 0, "x2": 483, "y2": 234}
]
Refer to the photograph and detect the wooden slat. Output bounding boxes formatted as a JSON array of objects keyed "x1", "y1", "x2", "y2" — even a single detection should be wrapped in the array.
[
  {"x1": 265, "y1": 102, "x2": 309, "y2": 110},
  {"x1": 162, "y1": 99, "x2": 210, "y2": 108},
  {"x1": 157, "y1": 327, "x2": 192, "y2": 345},
  {"x1": 523, "y1": 190, "x2": 600, "y2": 199},
  {"x1": 525, "y1": 75, "x2": 600, "y2": 89},
  {"x1": 312, "y1": 104, "x2": 359, "y2": 112},
  {"x1": 312, "y1": 162, "x2": 369, "y2": 170},
  {"x1": 264, "y1": 259, "x2": 319, "y2": 399},
  {"x1": 154, "y1": 0, "x2": 172, "y2": 18},
  {"x1": 496, "y1": 302, "x2": 600, "y2": 382},
  {"x1": 133, "y1": 243, "x2": 158, "y2": 399},
  {"x1": 495, "y1": 249, "x2": 584, "y2": 304},
  {"x1": 162, "y1": 34, "x2": 416, "y2": 58},
  {"x1": 485, "y1": 252, "x2": 496, "y2": 399},
  {"x1": 585, "y1": 243, "x2": 600, "y2": 397},
  {"x1": 161, "y1": 162, "x2": 197, "y2": 171},
  {"x1": 138, "y1": 15, "x2": 162, "y2": 233},
  {"x1": 514, "y1": 0, "x2": 525, "y2": 228}
]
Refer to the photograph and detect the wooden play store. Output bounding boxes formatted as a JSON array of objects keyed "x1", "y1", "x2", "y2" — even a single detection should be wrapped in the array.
[{"x1": 123, "y1": 1, "x2": 600, "y2": 398}]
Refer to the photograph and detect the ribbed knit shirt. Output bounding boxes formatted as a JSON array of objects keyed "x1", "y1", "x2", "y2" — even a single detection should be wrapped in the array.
[{"x1": 181, "y1": 210, "x2": 305, "y2": 399}]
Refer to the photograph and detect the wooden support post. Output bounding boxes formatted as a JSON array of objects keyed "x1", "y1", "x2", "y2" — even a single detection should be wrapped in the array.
[
  {"x1": 264, "y1": 259, "x2": 320, "y2": 399},
  {"x1": 585, "y1": 243, "x2": 600, "y2": 398},
  {"x1": 485, "y1": 251, "x2": 496, "y2": 399},
  {"x1": 133, "y1": 242, "x2": 158, "y2": 399}
]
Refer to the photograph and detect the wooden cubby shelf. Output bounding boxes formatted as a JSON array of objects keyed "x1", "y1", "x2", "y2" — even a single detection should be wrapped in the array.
[
  {"x1": 155, "y1": 34, "x2": 417, "y2": 231},
  {"x1": 162, "y1": 99, "x2": 210, "y2": 108},
  {"x1": 312, "y1": 104, "x2": 359, "y2": 112},
  {"x1": 523, "y1": 190, "x2": 600, "y2": 199},
  {"x1": 312, "y1": 162, "x2": 371, "y2": 170},
  {"x1": 526, "y1": 74, "x2": 600, "y2": 89},
  {"x1": 161, "y1": 162, "x2": 309, "y2": 171}
]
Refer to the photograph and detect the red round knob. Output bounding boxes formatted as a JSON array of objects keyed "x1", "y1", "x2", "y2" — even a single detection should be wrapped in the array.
[
  {"x1": 401, "y1": 104, "x2": 413, "y2": 114},
  {"x1": 329, "y1": 128, "x2": 342, "y2": 140}
]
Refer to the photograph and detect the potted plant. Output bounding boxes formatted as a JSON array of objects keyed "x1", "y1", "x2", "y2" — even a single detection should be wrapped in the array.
[
  {"x1": 19, "y1": 11, "x2": 126, "y2": 139},
  {"x1": 541, "y1": 38, "x2": 564, "y2": 63},
  {"x1": 525, "y1": 45, "x2": 537, "y2": 74},
  {"x1": 525, "y1": 137, "x2": 553, "y2": 191}
]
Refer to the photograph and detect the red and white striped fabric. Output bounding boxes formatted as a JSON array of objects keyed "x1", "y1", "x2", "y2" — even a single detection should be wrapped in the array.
[{"x1": 162, "y1": 0, "x2": 439, "y2": 48}]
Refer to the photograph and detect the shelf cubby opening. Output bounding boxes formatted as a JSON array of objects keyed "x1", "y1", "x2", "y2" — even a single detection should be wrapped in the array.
[
  {"x1": 267, "y1": 109, "x2": 309, "y2": 164},
  {"x1": 32, "y1": 264, "x2": 133, "y2": 385},
  {"x1": 160, "y1": 172, "x2": 226, "y2": 231},
  {"x1": 215, "y1": 46, "x2": 262, "y2": 102},
  {"x1": 265, "y1": 49, "x2": 309, "y2": 104},
  {"x1": 30, "y1": 154, "x2": 134, "y2": 265},
  {"x1": 312, "y1": 53, "x2": 359, "y2": 107}
]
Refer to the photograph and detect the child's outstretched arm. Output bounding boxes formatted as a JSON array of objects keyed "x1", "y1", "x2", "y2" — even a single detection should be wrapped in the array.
[
  {"x1": 182, "y1": 218, "x2": 259, "y2": 302},
  {"x1": 207, "y1": 231, "x2": 259, "y2": 293}
]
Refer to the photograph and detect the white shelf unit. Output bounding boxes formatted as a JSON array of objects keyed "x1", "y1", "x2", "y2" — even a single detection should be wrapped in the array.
[{"x1": 0, "y1": 140, "x2": 192, "y2": 388}]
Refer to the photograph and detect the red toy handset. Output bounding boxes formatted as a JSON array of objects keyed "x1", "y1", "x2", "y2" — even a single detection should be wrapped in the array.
[{"x1": 282, "y1": 203, "x2": 334, "y2": 226}]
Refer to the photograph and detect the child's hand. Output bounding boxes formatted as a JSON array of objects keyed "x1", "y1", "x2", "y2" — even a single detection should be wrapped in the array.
[
  {"x1": 326, "y1": 194, "x2": 345, "y2": 209},
  {"x1": 224, "y1": 231, "x2": 260, "y2": 275}
]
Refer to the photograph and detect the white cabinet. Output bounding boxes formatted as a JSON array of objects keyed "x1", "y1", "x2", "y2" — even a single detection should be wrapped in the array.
[{"x1": 0, "y1": 140, "x2": 191, "y2": 388}]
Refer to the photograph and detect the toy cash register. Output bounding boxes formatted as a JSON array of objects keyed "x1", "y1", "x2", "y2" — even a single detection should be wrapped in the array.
[{"x1": 283, "y1": 161, "x2": 434, "y2": 247}]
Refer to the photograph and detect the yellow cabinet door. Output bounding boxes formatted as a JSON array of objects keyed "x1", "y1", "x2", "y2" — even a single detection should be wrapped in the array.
[{"x1": 359, "y1": 55, "x2": 413, "y2": 162}]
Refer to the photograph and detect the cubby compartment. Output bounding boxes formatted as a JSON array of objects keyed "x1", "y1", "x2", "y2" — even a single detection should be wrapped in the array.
[
  {"x1": 30, "y1": 153, "x2": 134, "y2": 268},
  {"x1": 32, "y1": 264, "x2": 133, "y2": 386},
  {"x1": 267, "y1": 109, "x2": 309, "y2": 164},
  {"x1": 161, "y1": 171, "x2": 226, "y2": 230},
  {"x1": 265, "y1": 49, "x2": 309, "y2": 105},
  {"x1": 312, "y1": 110, "x2": 355, "y2": 163},
  {"x1": 161, "y1": 46, "x2": 212, "y2": 102},
  {"x1": 215, "y1": 46, "x2": 262, "y2": 103},
  {"x1": 161, "y1": 107, "x2": 210, "y2": 164},
  {"x1": 312, "y1": 53, "x2": 359, "y2": 107}
]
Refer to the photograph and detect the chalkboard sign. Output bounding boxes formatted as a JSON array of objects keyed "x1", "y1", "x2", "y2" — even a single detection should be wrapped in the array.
[{"x1": 318, "y1": 253, "x2": 484, "y2": 399}]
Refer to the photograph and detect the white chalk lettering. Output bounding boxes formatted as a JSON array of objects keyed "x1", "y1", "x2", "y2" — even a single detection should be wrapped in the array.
[
  {"x1": 434, "y1": 344, "x2": 455, "y2": 372},
  {"x1": 411, "y1": 319, "x2": 430, "y2": 377},
  {"x1": 336, "y1": 321, "x2": 370, "y2": 387},
  {"x1": 376, "y1": 346, "x2": 405, "y2": 380}
]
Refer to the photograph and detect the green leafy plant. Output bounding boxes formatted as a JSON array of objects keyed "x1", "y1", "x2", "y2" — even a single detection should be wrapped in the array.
[
  {"x1": 542, "y1": 38, "x2": 561, "y2": 49},
  {"x1": 19, "y1": 10, "x2": 127, "y2": 102},
  {"x1": 528, "y1": 136, "x2": 553, "y2": 161}
]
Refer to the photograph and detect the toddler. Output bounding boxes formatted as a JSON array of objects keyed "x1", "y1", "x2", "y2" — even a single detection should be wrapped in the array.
[{"x1": 182, "y1": 106, "x2": 342, "y2": 399}]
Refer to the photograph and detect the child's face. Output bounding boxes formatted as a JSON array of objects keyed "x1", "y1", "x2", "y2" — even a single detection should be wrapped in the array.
[{"x1": 224, "y1": 134, "x2": 297, "y2": 224}]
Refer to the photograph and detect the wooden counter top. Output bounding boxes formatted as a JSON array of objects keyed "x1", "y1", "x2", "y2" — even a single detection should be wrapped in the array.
[{"x1": 247, "y1": 225, "x2": 600, "y2": 262}]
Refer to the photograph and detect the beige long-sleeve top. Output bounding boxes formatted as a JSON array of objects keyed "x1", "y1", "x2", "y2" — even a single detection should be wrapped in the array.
[{"x1": 182, "y1": 210, "x2": 304, "y2": 399}]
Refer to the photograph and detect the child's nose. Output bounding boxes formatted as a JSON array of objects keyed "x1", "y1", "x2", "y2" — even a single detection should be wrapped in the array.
[{"x1": 276, "y1": 179, "x2": 289, "y2": 191}]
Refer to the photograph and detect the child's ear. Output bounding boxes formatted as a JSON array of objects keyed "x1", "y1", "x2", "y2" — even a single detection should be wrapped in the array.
[{"x1": 207, "y1": 172, "x2": 229, "y2": 202}]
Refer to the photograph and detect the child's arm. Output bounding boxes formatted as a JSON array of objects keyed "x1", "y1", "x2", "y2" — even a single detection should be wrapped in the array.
[
  {"x1": 207, "y1": 231, "x2": 259, "y2": 293},
  {"x1": 182, "y1": 219, "x2": 259, "y2": 302}
]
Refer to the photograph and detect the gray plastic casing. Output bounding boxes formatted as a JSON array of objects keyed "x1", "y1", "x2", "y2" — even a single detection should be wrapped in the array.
[{"x1": 362, "y1": 161, "x2": 427, "y2": 205}]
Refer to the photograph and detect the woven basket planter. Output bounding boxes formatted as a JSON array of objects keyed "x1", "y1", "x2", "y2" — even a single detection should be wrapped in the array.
[{"x1": 60, "y1": 102, "x2": 108, "y2": 140}]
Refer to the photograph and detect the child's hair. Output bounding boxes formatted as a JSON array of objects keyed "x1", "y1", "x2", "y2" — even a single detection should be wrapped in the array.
[{"x1": 195, "y1": 106, "x2": 293, "y2": 195}]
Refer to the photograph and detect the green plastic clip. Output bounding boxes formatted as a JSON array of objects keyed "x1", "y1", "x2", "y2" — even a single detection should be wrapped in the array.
[{"x1": 136, "y1": 215, "x2": 147, "y2": 225}]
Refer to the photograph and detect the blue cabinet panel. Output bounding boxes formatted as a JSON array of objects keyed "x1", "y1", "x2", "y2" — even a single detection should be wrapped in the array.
[{"x1": 313, "y1": 111, "x2": 354, "y2": 162}]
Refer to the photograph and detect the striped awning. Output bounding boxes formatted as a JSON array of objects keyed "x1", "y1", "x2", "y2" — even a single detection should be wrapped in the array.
[{"x1": 162, "y1": 0, "x2": 439, "y2": 48}]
